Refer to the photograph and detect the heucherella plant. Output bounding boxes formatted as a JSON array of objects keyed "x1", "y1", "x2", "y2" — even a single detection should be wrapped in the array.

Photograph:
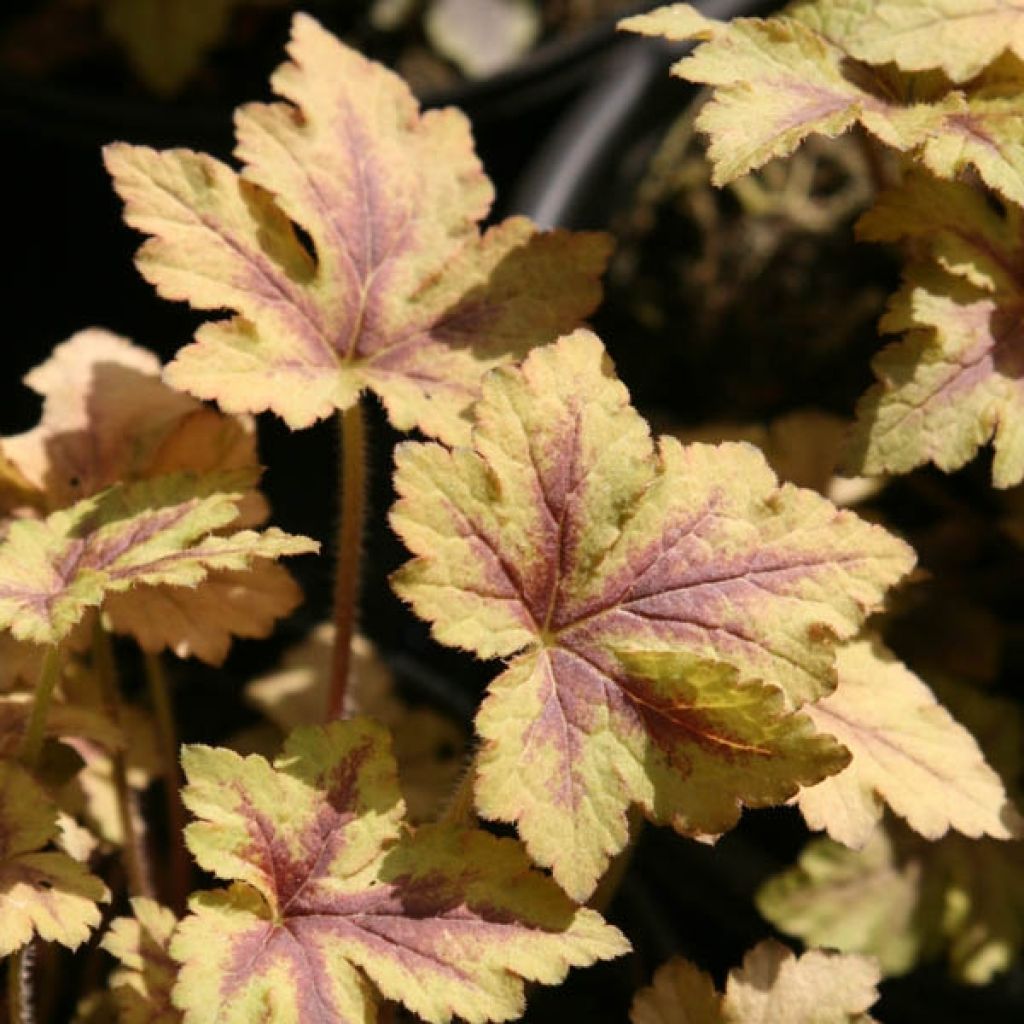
[
  {"x1": 621, "y1": 0, "x2": 1024, "y2": 1003},
  {"x1": 623, "y1": 0, "x2": 1024, "y2": 487},
  {"x1": 2, "y1": 5, "x2": 1023, "y2": 1022},
  {"x1": 391, "y1": 329, "x2": 914, "y2": 899},
  {"x1": 104, "y1": 11, "x2": 610, "y2": 721}
]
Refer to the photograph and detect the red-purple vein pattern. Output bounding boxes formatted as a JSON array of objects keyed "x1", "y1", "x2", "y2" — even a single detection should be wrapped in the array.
[
  {"x1": 391, "y1": 330, "x2": 916, "y2": 899},
  {"x1": 171, "y1": 719, "x2": 626, "y2": 1024},
  {"x1": 851, "y1": 173, "x2": 1024, "y2": 487},
  {"x1": 104, "y1": 14, "x2": 611, "y2": 446},
  {"x1": 0, "y1": 473, "x2": 315, "y2": 645}
]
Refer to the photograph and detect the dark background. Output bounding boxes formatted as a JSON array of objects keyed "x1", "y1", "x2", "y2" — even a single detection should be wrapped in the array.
[{"x1": 2, "y1": 3, "x2": 1023, "y2": 1021}]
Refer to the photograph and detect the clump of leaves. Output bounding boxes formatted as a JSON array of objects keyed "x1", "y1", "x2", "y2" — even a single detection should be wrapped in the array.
[
  {"x1": 622, "y1": 0, "x2": 1024, "y2": 1012},
  {"x1": 5, "y1": 3, "x2": 1024, "y2": 1022},
  {"x1": 624, "y1": 0, "x2": 1024, "y2": 486}
]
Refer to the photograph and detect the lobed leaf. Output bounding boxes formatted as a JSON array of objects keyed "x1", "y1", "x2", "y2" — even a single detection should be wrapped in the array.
[
  {"x1": 0, "y1": 759, "x2": 109, "y2": 956},
  {"x1": 798, "y1": 638, "x2": 1020, "y2": 847},
  {"x1": 246, "y1": 625, "x2": 464, "y2": 821},
  {"x1": 391, "y1": 330, "x2": 913, "y2": 898},
  {"x1": 677, "y1": 410, "x2": 882, "y2": 507},
  {"x1": 621, "y1": 2, "x2": 1024, "y2": 207},
  {"x1": 105, "y1": 14, "x2": 610, "y2": 444},
  {"x1": 630, "y1": 940, "x2": 880, "y2": 1023},
  {"x1": 172, "y1": 719, "x2": 627, "y2": 1023},
  {"x1": 759, "y1": 823, "x2": 1024, "y2": 984},
  {"x1": 0, "y1": 473, "x2": 316, "y2": 646},
  {"x1": 0, "y1": 329, "x2": 306, "y2": 664},
  {"x1": 103, "y1": 898, "x2": 183, "y2": 1024},
  {"x1": 843, "y1": 0, "x2": 1024, "y2": 83},
  {"x1": 849, "y1": 175, "x2": 1024, "y2": 486}
]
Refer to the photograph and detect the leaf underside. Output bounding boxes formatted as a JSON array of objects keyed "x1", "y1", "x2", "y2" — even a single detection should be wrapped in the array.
[{"x1": 0, "y1": 328, "x2": 305, "y2": 664}]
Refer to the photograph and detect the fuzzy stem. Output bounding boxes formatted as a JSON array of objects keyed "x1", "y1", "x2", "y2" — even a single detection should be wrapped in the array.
[
  {"x1": 144, "y1": 652, "x2": 190, "y2": 912},
  {"x1": 438, "y1": 757, "x2": 478, "y2": 827},
  {"x1": 327, "y1": 402, "x2": 368, "y2": 721},
  {"x1": 19, "y1": 647, "x2": 62, "y2": 768},
  {"x1": 92, "y1": 623, "x2": 152, "y2": 899},
  {"x1": 6, "y1": 945, "x2": 32, "y2": 1024}
]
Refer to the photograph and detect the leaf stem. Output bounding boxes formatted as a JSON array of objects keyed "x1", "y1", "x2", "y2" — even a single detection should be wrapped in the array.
[
  {"x1": 327, "y1": 401, "x2": 368, "y2": 721},
  {"x1": 92, "y1": 623, "x2": 152, "y2": 900},
  {"x1": 14, "y1": 652, "x2": 59, "y2": 1024},
  {"x1": 19, "y1": 646, "x2": 61, "y2": 768},
  {"x1": 439, "y1": 757, "x2": 478, "y2": 827},
  {"x1": 6, "y1": 944, "x2": 31, "y2": 1024},
  {"x1": 144, "y1": 652, "x2": 190, "y2": 913}
]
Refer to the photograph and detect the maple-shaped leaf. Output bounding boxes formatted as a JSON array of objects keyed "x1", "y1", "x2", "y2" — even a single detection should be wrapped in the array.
[
  {"x1": 171, "y1": 719, "x2": 627, "y2": 1024},
  {"x1": 0, "y1": 329, "x2": 304, "y2": 664},
  {"x1": 246, "y1": 624, "x2": 464, "y2": 822},
  {"x1": 844, "y1": 0, "x2": 1024, "y2": 84},
  {"x1": 621, "y1": 2, "x2": 1024, "y2": 207},
  {"x1": 0, "y1": 473, "x2": 316, "y2": 646},
  {"x1": 677, "y1": 410, "x2": 882, "y2": 507},
  {"x1": 1, "y1": 329, "x2": 201, "y2": 513},
  {"x1": 104, "y1": 14, "x2": 610, "y2": 445},
  {"x1": 798, "y1": 638, "x2": 1020, "y2": 847},
  {"x1": 848, "y1": 174, "x2": 1024, "y2": 487},
  {"x1": 759, "y1": 822, "x2": 1024, "y2": 984},
  {"x1": 0, "y1": 759, "x2": 109, "y2": 956},
  {"x1": 391, "y1": 330, "x2": 913, "y2": 898},
  {"x1": 103, "y1": 898, "x2": 182, "y2": 1024},
  {"x1": 630, "y1": 940, "x2": 880, "y2": 1024}
]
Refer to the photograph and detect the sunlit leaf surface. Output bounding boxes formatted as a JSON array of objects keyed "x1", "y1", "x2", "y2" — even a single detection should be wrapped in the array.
[
  {"x1": 172, "y1": 719, "x2": 627, "y2": 1023},
  {"x1": 392, "y1": 330, "x2": 913, "y2": 897}
]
